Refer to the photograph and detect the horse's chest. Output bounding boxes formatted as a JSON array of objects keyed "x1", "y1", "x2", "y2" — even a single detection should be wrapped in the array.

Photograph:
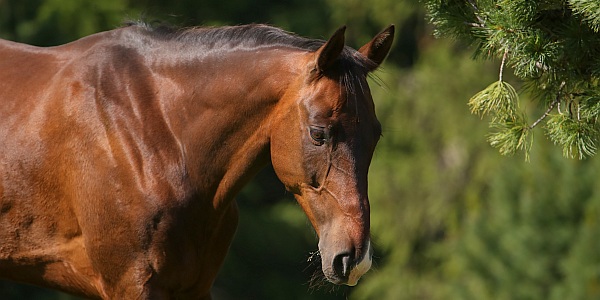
[{"x1": 139, "y1": 200, "x2": 238, "y2": 292}]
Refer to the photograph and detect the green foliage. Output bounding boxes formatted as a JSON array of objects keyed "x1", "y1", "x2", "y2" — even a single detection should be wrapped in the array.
[
  {"x1": 469, "y1": 80, "x2": 519, "y2": 117},
  {"x1": 354, "y1": 35, "x2": 600, "y2": 300},
  {"x1": 442, "y1": 151, "x2": 600, "y2": 300},
  {"x1": 468, "y1": 76, "x2": 533, "y2": 158},
  {"x1": 487, "y1": 113, "x2": 531, "y2": 159},
  {"x1": 571, "y1": 0, "x2": 600, "y2": 32},
  {"x1": 547, "y1": 113, "x2": 599, "y2": 159},
  {"x1": 424, "y1": 0, "x2": 600, "y2": 159},
  {"x1": 0, "y1": 0, "x2": 129, "y2": 45}
]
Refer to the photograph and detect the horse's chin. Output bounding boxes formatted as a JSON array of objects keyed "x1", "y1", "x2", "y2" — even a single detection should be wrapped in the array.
[{"x1": 346, "y1": 248, "x2": 372, "y2": 286}]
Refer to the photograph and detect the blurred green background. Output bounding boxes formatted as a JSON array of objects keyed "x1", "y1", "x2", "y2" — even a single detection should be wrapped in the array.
[{"x1": 1, "y1": 0, "x2": 599, "y2": 299}]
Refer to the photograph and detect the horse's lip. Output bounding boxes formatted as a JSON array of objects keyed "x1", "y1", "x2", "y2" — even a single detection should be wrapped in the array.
[
  {"x1": 323, "y1": 272, "x2": 349, "y2": 285},
  {"x1": 323, "y1": 273, "x2": 360, "y2": 286}
]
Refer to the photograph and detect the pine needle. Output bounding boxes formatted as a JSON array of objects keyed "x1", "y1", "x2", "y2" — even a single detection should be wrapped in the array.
[
  {"x1": 487, "y1": 114, "x2": 532, "y2": 160},
  {"x1": 546, "y1": 114, "x2": 599, "y2": 159},
  {"x1": 468, "y1": 80, "x2": 519, "y2": 117}
]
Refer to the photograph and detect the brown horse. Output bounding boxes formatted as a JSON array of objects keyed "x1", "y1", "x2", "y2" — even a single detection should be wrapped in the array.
[{"x1": 0, "y1": 22, "x2": 393, "y2": 299}]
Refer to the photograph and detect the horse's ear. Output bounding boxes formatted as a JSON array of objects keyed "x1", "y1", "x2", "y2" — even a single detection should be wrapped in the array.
[
  {"x1": 359, "y1": 25, "x2": 395, "y2": 70},
  {"x1": 315, "y1": 26, "x2": 346, "y2": 73}
]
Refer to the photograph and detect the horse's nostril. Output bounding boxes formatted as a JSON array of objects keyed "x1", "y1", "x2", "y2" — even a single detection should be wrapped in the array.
[
  {"x1": 342, "y1": 255, "x2": 351, "y2": 276},
  {"x1": 333, "y1": 252, "x2": 353, "y2": 279}
]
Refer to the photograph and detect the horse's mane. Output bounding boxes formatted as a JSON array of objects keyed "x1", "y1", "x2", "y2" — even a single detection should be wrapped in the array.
[
  {"x1": 131, "y1": 22, "x2": 324, "y2": 51},
  {"x1": 125, "y1": 21, "x2": 376, "y2": 73}
]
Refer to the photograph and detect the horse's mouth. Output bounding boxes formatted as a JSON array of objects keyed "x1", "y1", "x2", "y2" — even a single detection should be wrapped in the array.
[{"x1": 346, "y1": 249, "x2": 372, "y2": 286}]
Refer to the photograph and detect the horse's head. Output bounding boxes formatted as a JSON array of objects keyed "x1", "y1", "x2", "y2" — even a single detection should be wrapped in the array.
[{"x1": 270, "y1": 26, "x2": 394, "y2": 286}]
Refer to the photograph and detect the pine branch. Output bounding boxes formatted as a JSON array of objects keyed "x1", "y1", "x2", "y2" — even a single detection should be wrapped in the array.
[
  {"x1": 547, "y1": 113, "x2": 599, "y2": 159},
  {"x1": 570, "y1": 0, "x2": 600, "y2": 32},
  {"x1": 423, "y1": 0, "x2": 600, "y2": 158},
  {"x1": 499, "y1": 49, "x2": 508, "y2": 82},
  {"x1": 529, "y1": 81, "x2": 566, "y2": 129},
  {"x1": 468, "y1": 80, "x2": 519, "y2": 117},
  {"x1": 488, "y1": 114, "x2": 532, "y2": 160},
  {"x1": 466, "y1": 0, "x2": 486, "y2": 27}
]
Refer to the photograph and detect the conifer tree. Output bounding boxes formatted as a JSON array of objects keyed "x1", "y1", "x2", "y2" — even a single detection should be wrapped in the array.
[{"x1": 423, "y1": 0, "x2": 600, "y2": 159}]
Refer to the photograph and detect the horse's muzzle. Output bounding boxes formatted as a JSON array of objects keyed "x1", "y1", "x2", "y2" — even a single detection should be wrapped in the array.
[{"x1": 325, "y1": 240, "x2": 373, "y2": 286}]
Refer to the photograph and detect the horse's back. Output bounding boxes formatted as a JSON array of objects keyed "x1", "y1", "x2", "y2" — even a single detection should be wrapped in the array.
[
  {"x1": 0, "y1": 29, "x2": 176, "y2": 297},
  {"x1": 0, "y1": 31, "x2": 115, "y2": 113},
  {"x1": 0, "y1": 36, "x2": 100, "y2": 295}
]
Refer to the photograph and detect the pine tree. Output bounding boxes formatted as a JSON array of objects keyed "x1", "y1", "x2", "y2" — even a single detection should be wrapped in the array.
[{"x1": 423, "y1": 0, "x2": 600, "y2": 159}]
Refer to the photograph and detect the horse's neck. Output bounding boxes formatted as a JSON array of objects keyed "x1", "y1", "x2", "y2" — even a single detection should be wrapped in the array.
[{"x1": 162, "y1": 48, "x2": 304, "y2": 209}]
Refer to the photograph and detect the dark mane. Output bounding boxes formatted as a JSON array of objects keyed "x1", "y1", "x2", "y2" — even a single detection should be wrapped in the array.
[
  {"x1": 127, "y1": 21, "x2": 324, "y2": 51},
  {"x1": 125, "y1": 21, "x2": 376, "y2": 73}
]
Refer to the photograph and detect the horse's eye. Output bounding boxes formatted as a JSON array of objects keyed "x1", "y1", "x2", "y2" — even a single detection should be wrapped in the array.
[{"x1": 309, "y1": 127, "x2": 327, "y2": 145}]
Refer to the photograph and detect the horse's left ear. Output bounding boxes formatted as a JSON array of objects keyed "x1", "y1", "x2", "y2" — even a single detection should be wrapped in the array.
[
  {"x1": 359, "y1": 25, "x2": 395, "y2": 71},
  {"x1": 315, "y1": 26, "x2": 346, "y2": 73}
]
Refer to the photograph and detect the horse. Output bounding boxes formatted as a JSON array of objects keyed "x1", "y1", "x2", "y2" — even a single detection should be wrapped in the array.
[{"x1": 0, "y1": 22, "x2": 394, "y2": 299}]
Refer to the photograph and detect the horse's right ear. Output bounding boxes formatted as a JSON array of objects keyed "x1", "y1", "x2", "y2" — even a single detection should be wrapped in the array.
[
  {"x1": 359, "y1": 25, "x2": 395, "y2": 70},
  {"x1": 314, "y1": 26, "x2": 346, "y2": 73}
]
